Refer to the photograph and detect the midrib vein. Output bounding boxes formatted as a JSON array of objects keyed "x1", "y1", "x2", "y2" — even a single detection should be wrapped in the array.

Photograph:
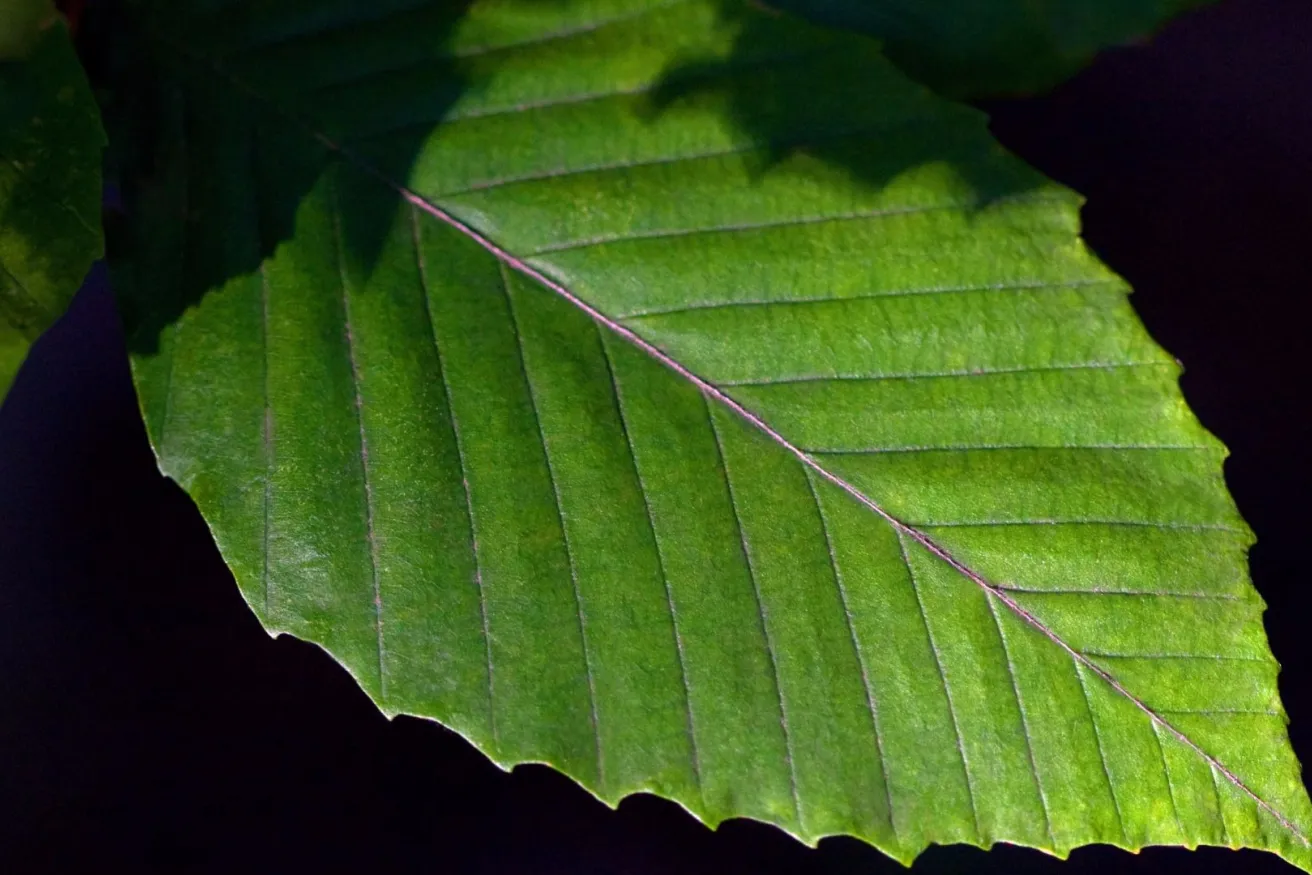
[
  {"x1": 381, "y1": 172, "x2": 1309, "y2": 847},
  {"x1": 159, "y1": 26, "x2": 1310, "y2": 850}
]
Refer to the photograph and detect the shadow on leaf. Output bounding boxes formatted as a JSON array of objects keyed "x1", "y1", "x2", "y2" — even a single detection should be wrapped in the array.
[
  {"x1": 642, "y1": 0, "x2": 1051, "y2": 217},
  {"x1": 762, "y1": 0, "x2": 1210, "y2": 98},
  {"x1": 92, "y1": 0, "x2": 480, "y2": 355},
  {"x1": 93, "y1": 0, "x2": 1060, "y2": 358}
]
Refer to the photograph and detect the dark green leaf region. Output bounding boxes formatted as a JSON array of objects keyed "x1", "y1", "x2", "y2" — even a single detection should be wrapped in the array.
[
  {"x1": 767, "y1": 0, "x2": 1212, "y2": 96},
  {"x1": 0, "y1": 14, "x2": 103, "y2": 399}
]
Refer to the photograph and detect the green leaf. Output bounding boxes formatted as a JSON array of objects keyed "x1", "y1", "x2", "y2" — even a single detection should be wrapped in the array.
[
  {"x1": 0, "y1": 0, "x2": 57, "y2": 61},
  {"x1": 0, "y1": 16, "x2": 103, "y2": 400},
  {"x1": 767, "y1": 0, "x2": 1211, "y2": 96},
  {"x1": 106, "y1": 0, "x2": 1310, "y2": 868}
]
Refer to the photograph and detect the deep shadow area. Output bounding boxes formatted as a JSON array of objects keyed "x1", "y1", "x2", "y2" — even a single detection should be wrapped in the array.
[
  {"x1": 1, "y1": 0, "x2": 1311, "y2": 872},
  {"x1": 646, "y1": 0, "x2": 1049, "y2": 211},
  {"x1": 83, "y1": 0, "x2": 473, "y2": 354},
  {"x1": 762, "y1": 0, "x2": 1211, "y2": 97}
]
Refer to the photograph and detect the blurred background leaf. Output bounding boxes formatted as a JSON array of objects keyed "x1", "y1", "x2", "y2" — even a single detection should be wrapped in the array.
[
  {"x1": 767, "y1": 0, "x2": 1213, "y2": 96},
  {"x1": 0, "y1": 17, "x2": 103, "y2": 400}
]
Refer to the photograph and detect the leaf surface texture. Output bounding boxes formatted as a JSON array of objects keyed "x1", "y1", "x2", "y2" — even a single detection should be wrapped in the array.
[{"x1": 109, "y1": 0, "x2": 1311, "y2": 867}]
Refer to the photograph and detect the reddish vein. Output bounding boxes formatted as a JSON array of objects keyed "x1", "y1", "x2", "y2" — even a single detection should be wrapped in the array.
[
  {"x1": 156, "y1": 36, "x2": 1312, "y2": 850},
  {"x1": 350, "y1": 161, "x2": 1308, "y2": 849}
]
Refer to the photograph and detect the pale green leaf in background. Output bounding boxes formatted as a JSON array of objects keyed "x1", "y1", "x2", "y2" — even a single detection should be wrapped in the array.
[
  {"x1": 0, "y1": 13, "x2": 103, "y2": 400},
  {"x1": 103, "y1": 0, "x2": 1311, "y2": 869}
]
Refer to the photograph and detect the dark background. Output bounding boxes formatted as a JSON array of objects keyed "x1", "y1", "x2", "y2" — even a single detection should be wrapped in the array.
[{"x1": 2, "y1": 0, "x2": 1309, "y2": 871}]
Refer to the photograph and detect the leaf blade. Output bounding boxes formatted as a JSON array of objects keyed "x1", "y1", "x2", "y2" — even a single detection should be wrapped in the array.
[{"x1": 108, "y1": 0, "x2": 1312, "y2": 868}]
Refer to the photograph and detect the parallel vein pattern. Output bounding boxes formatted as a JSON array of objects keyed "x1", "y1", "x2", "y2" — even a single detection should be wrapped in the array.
[
  {"x1": 114, "y1": 0, "x2": 1312, "y2": 869},
  {"x1": 708, "y1": 400, "x2": 805, "y2": 830}
]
